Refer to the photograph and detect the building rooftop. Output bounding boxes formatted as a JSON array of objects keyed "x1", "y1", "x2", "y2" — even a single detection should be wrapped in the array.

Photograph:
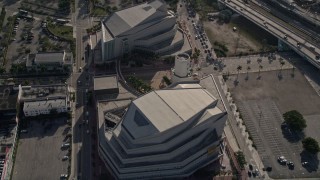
[
  {"x1": 0, "y1": 86, "x2": 18, "y2": 110},
  {"x1": 94, "y1": 75, "x2": 119, "y2": 91},
  {"x1": 122, "y1": 87, "x2": 217, "y2": 138},
  {"x1": 19, "y1": 85, "x2": 68, "y2": 101},
  {"x1": 23, "y1": 98, "x2": 66, "y2": 112},
  {"x1": 103, "y1": 0, "x2": 167, "y2": 37},
  {"x1": 34, "y1": 52, "x2": 65, "y2": 64}
]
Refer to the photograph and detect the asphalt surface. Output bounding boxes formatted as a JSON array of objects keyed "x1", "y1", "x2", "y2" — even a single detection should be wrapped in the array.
[
  {"x1": 69, "y1": 0, "x2": 95, "y2": 179},
  {"x1": 12, "y1": 119, "x2": 70, "y2": 180},
  {"x1": 227, "y1": 69, "x2": 320, "y2": 178}
]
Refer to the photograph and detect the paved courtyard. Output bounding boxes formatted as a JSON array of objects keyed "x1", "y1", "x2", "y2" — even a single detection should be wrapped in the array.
[
  {"x1": 226, "y1": 69, "x2": 320, "y2": 179},
  {"x1": 12, "y1": 118, "x2": 70, "y2": 180}
]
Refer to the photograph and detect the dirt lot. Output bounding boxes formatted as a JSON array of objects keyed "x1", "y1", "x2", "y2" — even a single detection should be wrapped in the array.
[
  {"x1": 226, "y1": 69, "x2": 320, "y2": 178},
  {"x1": 150, "y1": 70, "x2": 172, "y2": 90},
  {"x1": 204, "y1": 15, "x2": 277, "y2": 56}
]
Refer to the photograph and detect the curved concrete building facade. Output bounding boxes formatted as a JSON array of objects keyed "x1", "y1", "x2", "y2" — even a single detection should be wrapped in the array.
[
  {"x1": 174, "y1": 53, "x2": 191, "y2": 77},
  {"x1": 101, "y1": 0, "x2": 185, "y2": 62},
  {"x1": 97, "y1": 83, "x2": 228, "y2": 179}
]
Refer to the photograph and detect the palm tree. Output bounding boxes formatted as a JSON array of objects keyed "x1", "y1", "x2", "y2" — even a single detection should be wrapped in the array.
[
  {"x1": 237, "y1": 65, "x2": 242, "y2": 79},
  {"x1": 258, "y1": 65, "x2": 263, "y2": 77},
  {"x1": 257, "y1": 58, "x2": 262, "y2": 64},
  {"x1": 280, "y1": 61, "x2": 285, "y2": 72},
  {"x1": 247, "y1": 66, "x2": 251, "y2": 77}
]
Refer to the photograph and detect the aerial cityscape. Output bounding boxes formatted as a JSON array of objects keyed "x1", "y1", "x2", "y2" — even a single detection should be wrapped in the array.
[{"x1": 0, "y1": 0, "x2": 319, "y2": 179}]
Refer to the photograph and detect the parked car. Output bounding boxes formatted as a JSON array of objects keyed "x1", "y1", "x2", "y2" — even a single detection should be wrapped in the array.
[
  {"x1": 302, "y1": 162, "x2": 308, "y2": 166},
  {"x1": 278, "y1": 156, "x2": 287, "y2": 165},
  {"x1": 61, "y1": 143, "x2": 70, "y2": 148},
  {"x1": 62, "y1": 156, "x2": 69, "y2": 161},
  {"x1": 60, "y1": 174, "x2": 68, "y2": 179},
  {"x1": 287, "y1": 161, "x2": 294, "y2": 169}
]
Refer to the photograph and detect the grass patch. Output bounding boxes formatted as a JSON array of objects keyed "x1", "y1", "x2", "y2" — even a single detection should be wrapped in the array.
[
  {"x1": 191, "y1": 0, "x2": 219, "y2": 18},
  {"x1": 47, "y1": 23, "x2": 73, "y2": 40},
  {"x1": 165, "y1": 0, "x2": 179, "y2": 12},
  {"x1": 91, "y1": 7, "x2": 108, "y2": 16}
]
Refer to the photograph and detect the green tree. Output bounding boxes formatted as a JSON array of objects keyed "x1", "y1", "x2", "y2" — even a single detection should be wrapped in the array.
[
  {"x1": 257, "y1": 58, "x2": 262, "y2": 64},
  {"x1": 283, "y1": 110, "x2": 306, "y2": 132},
  {"x1": 162, "y1": 76, "x2": 172, "y2": 85},
  {"x1": 236, "y1": 65, "x2": 242, "y2": 79},
  {"x1": 235, "y1": 151, "x2": 246, "y2": 169},
  {"x1": 258, "y1": 65, "x2": 263, "y2": 77},
  {"x1": 302, "y1": 137, "x2": 320, "y2": 154},
  {"x1": 0, "y1": 66, "x2": 5, "y2": 74},
  {"x1": 246, "y1": 66, "x2": 251, "y2": 77},
  {"x1": 112, "y1": 6, "x2": 118, "y2": 11},
  {"x1": 280, "y1": 60, "x2": 285, "y2": 73},
  {"x1": 218, "y1": 9, "x2": 232, "y2": 23}
]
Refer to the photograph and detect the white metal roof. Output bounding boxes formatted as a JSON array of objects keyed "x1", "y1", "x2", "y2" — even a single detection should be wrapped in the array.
[
  {"x1": 103, "y1": 0, "x2": 166, "y2": 37},
  {"x1": 34, "y1": 52, "x2": 65, "y2": 64},
  {"x1": 131, "y1": 88, "x2": 216, "y2": 132}
]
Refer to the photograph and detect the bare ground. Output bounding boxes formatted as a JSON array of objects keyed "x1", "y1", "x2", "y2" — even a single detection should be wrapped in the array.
[{"x1": 204, "y1": 15, "x2": 278, "y2": 56}]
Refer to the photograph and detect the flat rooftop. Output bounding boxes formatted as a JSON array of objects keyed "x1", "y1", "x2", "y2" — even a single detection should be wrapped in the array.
[
  {"x1": 20, "y1": 85, "x2": 67, "y2": 101},
  {"x1": 34, "y1": 52, "x2": 64, "y2": 64},
  {"x1": 23, "y1": 98, "x2": 66, "y2": 112},
  {"x1": 94, "y1": 75, "x2": 118, "y2": 91}
]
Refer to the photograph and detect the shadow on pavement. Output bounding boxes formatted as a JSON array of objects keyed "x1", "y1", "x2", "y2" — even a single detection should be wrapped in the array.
[
  {"x1": 300, "y1": 150, "x2": 319, "y2": 172},
  {"x1": 281, "y1": 127, "x2": 304, "y2": 143}
]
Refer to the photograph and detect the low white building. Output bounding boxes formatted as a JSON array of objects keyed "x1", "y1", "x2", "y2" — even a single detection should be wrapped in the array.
[
  {"x1": 97, "y1": 82, "x2": 227, "y2": 179},
  {"x1": 26, "y1": 51, "x2": 73, "y2": 72},
  {"x1": 23, "y1": 98, "x2": 68, "y2": 117}
]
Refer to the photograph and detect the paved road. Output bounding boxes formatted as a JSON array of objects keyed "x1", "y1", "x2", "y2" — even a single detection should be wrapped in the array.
[
  {"x1": 176, "y1": 0, "x2": 216, "y2": 68},
  {"x1": 220, "y1": 0, "x2": 320, "y2": 69},
  {"x1": 70, "y1": 0, "x2": 95, "y2": 179}
]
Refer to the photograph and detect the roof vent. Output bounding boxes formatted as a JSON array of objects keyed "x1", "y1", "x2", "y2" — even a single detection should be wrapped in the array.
[{"x1": 143, "y1": 6, "x2": 152, "y2": 11}]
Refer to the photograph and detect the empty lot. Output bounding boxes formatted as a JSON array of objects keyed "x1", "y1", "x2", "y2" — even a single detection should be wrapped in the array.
[
  {"x1": 226, "y1": 69, "x2": 320, "y2": 179},
  {"x1": 12, "y1": 118, "x2": 70, "y2": 180}
]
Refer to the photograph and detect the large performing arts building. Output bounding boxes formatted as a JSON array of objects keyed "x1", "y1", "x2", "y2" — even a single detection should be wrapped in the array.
[
  {"x1": 101, "y1": 0, "x2": 186, "y2": 61},
  {"x1": 97, "y1": 82, "x2": 228, "y2": 179}
]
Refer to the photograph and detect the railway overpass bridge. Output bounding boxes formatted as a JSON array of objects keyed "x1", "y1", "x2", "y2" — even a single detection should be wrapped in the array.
[{"x1": 219, "y1": 0, "x2": 320, "y2": 69}]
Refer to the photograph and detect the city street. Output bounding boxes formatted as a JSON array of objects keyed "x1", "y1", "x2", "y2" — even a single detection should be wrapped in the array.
[
  {"x1": 69, "y1": 0, "x2": 96, "y2": 179},
  {"x1": 176, "y1": 0, "x2": 216, "y2": 69}
]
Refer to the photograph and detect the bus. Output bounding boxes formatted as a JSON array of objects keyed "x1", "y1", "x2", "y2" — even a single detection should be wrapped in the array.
[
  {"x1": 19, "y1": 9, "x2": 28, "y2": 15},
  {"x1": 55, "y1": 19, "x2": 69, "y2": 24}
]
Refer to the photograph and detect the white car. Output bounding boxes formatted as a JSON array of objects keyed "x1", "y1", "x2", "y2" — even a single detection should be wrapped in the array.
[
  {"x1": 61, "y1": 143, "x2": 70, "y2": 148},
  {"x1": 62, "y1": 156, "x2": 69, "y2": 161},
  {"x1": 60, "y1": 174, "x2": 68, "y2": 179}
]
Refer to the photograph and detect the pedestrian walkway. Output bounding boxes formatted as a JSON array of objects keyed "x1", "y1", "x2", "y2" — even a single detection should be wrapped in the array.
[{"x1": 215, "y1": 75, "x2": 271, "y2": 179}]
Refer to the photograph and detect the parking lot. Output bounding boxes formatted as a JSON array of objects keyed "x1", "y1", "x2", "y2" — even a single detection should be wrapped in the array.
[
  {"x1": 226, "y1": 69, "x2": 320, "y2": 179},
  {"x1": 12, "y1": 118, "x2": 71, "y2": 180},
  {"x1": 5, "y1": 14, "x2": 70, "y2": 71}
]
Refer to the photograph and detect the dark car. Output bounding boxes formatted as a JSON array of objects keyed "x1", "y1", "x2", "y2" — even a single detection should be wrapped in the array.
[
  {"x1": 249, "y1": 164, "x2": 253, "y2": 170},
  {"x1": 287, "y1": 161, "x2": 294, "y2": 169}
]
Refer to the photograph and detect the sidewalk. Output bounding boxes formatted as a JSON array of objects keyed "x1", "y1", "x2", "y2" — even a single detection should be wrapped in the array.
[
  {"x1": 69, "y1": 86, "x2": 78, "y2": 180},
  {"x1": 216, "y1": 75, "x2": 271, "y2": 179}
]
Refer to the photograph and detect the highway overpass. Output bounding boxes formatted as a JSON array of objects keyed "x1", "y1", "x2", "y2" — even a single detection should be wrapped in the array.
[{"x1": 219, "y1": 0, "x2": 320, "y2": 69}]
